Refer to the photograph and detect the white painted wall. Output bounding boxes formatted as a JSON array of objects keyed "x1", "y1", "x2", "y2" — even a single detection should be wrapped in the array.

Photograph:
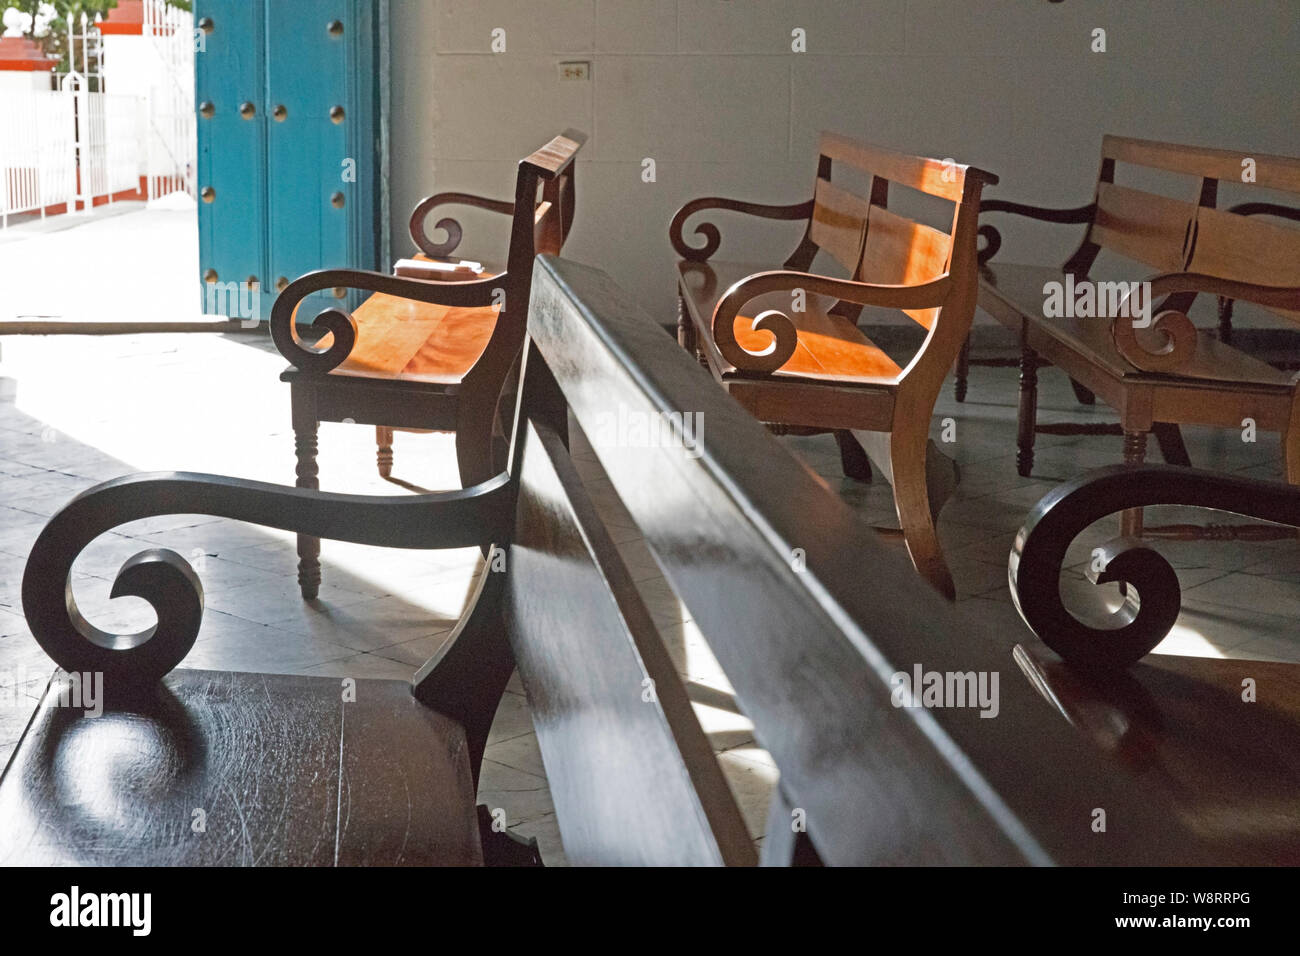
[
  {"x1": 390, "y1": 0, "x2": 1300, "y2": 325},
  {"x1": 0, "y1": 70, "x2": 53, "y2": 91}
]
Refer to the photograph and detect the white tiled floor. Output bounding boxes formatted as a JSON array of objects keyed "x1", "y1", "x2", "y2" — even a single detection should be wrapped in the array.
[{"x1": 2, "y1": 206, "x2": 1298, "y2": 865}]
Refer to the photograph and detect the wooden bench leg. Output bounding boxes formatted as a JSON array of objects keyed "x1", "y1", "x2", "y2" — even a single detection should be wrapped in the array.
[
  {"x1": 1120, "y1": 430, "x2": 1147, "y2": 538},
  {"x1": 954, "y1": 334, "x2": 971, "y2": 403},
  {"x1": 833, "y1": 429, "x2": 872, "y2": 482},
  {"x1": 455, "y1": 396, "x2": 498, "y2": 490},
  {"x1": 1152, "y1": 422, "x2": 1192, "y2": 467},
  {"x1": 376, "y1": 426, "x2": 395, "y2": 479},
  {"x1": 1069, "y1": 378, "x2": 1096, "y2": 406},
  {"x1": 890, "y1": 428, "x2": 957, "y2": 600},
  {"x1": 292, "y1": 387, "x2": 321, "y2": 600},
  {"x1": 1017, "y1": 347, "x2": 1039, "y2": 478}
]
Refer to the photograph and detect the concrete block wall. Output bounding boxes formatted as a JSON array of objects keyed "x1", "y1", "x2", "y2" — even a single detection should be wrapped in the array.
[{"x1": 390, "y1": 0, "x2": 1300, "y2": 325}]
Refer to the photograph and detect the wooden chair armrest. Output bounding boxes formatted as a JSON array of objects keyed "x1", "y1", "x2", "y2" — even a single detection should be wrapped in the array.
[
  {"x1": 21, "y1": 472, "x2": 513, "y2": 685},
  {"x1": 409, "y1": 191, "x2": 515, "y2": 258},
  {"x1": 270, "y1": 268, "x2": 504, "y2": 375},
  {"x1": 1110, "y1": 273, "x2": 1300, "y2": 373},
  {"x1": 977, "y1": 199, "x2": 1096, "y2": 265},
  {"x1": 669, "y1": 197, "x2": 815, "y2": 262},
  {"x1": 710, "y1": 269, "x2": 951, "y2": 374},
  {"x1": 1010, "y1": 464, "x2": 1300, "y2": 670}
]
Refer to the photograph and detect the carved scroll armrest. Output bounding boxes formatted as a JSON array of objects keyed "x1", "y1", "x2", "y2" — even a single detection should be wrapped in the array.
[
  {"x1": 670, "y1": 196, "x2": 815, "y2": 263},
  {"x1": 409, "y1": 191, "x2": 515, "y2": 259},
  {"x1": 977, "y1": 199, "x2": 1096, "y2": 265},
  {"x1": 270, "y1": 268, "x2": 505, "y2": 375},
  {"x1": 22, "y1": 471, "x2": 513, "y2": 684},
  {"x1": 710, "y1": 270, "x2": 951, "y2": 374},
  {"x1": 1010, "y1": 464, "x2": 1300, "y2": 671},
  {"x1": 1110, "y1": 272, "x2": 1300, "y2": 373}
]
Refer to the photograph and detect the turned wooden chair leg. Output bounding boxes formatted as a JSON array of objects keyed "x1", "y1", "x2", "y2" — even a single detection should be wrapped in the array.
[
  {"x1": 833, "y1": 429, "x2": 872, "y2": 482},
  {"x1": 954, "y1": 334, "x2": 972, "y2": 403},
  {"x1": 889, "y1": 428, "x2": 956, "y2": 601},
  {"x1": 292, "y1": 388, "x2": 322, "y2": 600},
  {"x1": 1120, "y1": 429, "x2": 1148, "y2": 538},
  {"x1": 1017, "y1": 346, "x2": 1039, "y2": 478},
  {"x1": 376, "y1": 426, "x2": 394, "y2": 479}
]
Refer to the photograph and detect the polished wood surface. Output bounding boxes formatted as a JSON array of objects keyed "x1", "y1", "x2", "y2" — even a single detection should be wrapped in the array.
[
  {"x1": 0, "y1": 670, "x2": 481, "y2": 866},
  {"x1": 670, "y1": 132, "x2": 996, "y2": 597},
  {"x1": 1016, "y1": 644, "x2": 1300, "y2": 863},
  {"x1": 974, "y1": 134, "x2": 1300, "y2": 540},
  {"x1": 337, "y1": 290, "x2": 500, "y2": 383}
]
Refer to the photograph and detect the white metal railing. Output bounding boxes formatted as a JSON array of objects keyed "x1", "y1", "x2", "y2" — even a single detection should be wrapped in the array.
[
  {"x1": 143, "y1": 0, "x2": 196, "y2": 202},
  {"x1": 0, "y1": 88, "x2": 148, "y2": 227},
  {"x1": 83, "y1": 92, "x2": 148, "y2": 201},
  {"x1": 1, "y1": 2, "x2": 195, "y2": 228},
  {"x1": 0, "y1": 90, "x2": 77, "y2": 228}
]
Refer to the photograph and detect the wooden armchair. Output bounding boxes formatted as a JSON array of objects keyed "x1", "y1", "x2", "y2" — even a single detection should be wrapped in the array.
[
  {"x1": 271, "y1": 130, "x2": 585, "y2": 598},
  {"x1": 670, "y1": 134, "x2": 997, "y2": 598}
]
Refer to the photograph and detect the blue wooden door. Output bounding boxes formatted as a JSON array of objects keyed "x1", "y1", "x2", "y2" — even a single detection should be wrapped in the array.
[{"x1": 195, "y1": 0, "x2": 382, "y2": 323}]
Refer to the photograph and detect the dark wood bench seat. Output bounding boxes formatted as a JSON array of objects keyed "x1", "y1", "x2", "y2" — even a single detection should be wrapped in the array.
[
  {"x1": 1016, "y1": 645, "x2": 1300, "y2": 863},
  {"x1": 0, "y1": 670, "x2": 480, "y2": 866}
]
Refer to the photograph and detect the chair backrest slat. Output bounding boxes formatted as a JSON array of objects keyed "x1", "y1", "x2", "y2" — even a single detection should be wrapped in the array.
[
  {"x1": 1091, "y1": 180, "x2": 1193, "y2": 271},
  {"x1": 809, "y1": 178, "x2": 872, "y2": 274},
  {"x1": 1188, "y1": 205, "x2": 1300, "y2": 320},
  {"x1": 859, "y1": 206, "x2": 954, "y2": 330}
]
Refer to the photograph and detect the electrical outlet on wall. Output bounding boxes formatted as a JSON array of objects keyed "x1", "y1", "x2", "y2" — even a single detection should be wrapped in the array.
[{"x1": 558, "y1": 61, "x2": 590, "y2": 81}]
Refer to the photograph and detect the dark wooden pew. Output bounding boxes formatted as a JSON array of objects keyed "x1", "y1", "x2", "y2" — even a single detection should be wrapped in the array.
[{"x1": 3, "y1": 256, "x2": 1286, "y2": 865}]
